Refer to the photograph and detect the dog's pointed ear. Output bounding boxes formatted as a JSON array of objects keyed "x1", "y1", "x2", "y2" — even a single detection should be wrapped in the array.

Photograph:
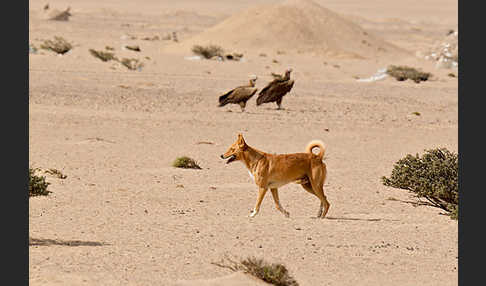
[{"x1": 237, "y1": 134, "x2": 246, "y2": 147}]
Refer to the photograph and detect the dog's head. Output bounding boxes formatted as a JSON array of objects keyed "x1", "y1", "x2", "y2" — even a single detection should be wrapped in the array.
[{"x1": 220, "y1": 133, "x2": 247, "y2": 164}]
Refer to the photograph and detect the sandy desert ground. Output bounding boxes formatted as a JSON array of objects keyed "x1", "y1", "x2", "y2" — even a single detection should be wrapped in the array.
[{"x1": 29, "y1": 0, "x2": 458, "y2": 285}]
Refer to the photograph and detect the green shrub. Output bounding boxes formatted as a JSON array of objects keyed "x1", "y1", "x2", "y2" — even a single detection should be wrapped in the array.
[
  {"x1": 172, "y1": 156, "x2": 202, "y2": 169},
  {"x1": 212, "y1": 256, "x2": 298, "y2": 286},
  {"x1": 387, "y1": 65, "x2": 431, "y2": 83},
  {"x1": 382, "y1": 148, "x2": 458, "y2": 219},
  {"x1": 29, "y1": 168, "x2": 51, "y2": 197}
]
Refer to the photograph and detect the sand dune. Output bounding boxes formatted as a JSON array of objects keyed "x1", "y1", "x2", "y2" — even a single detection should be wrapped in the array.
[{"x1": 168, "y1": 0, "x2": 409, "y2": 59}]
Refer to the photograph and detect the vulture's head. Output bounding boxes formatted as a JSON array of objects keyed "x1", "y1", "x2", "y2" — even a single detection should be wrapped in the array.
[
  {"x1": 249, "y1": 75, "x2": 258, "y2": 86},
  {"x1": 285, "y1": 68, "x2": 293, "y2": 78}
]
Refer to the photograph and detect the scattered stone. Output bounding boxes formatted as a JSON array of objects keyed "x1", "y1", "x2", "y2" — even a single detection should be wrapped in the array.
[
  {"x1": 419, "y1": 30, "x2": 458, "y2": 69},
  {"x1": 29, "y1": 44, "x2": 38, "y2": 54},
  {"x1": 125, "y1": 45, "x2": 141, "y2": 52},
  {"x1": 224, "y1": 52, "x2": 244, "y2": 61},
  {"x1": 357, "y1": 68, "x2": 388, "y2": 82},
  {"x1": 142, "y1": 35, "x2": 160, "y2": 41}
]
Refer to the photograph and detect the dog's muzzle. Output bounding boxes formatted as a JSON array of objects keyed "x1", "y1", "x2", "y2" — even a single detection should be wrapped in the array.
[{"x1": 221, "y1": 154, "x2": 236, "y2": 164}]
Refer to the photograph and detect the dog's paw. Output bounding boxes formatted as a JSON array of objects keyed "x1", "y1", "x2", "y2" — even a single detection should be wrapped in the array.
[
  {"x1": 283, "y1": 211, "x2": 290, "y2": 218},
  {"x1": 249, "y1": 210, "x2": 258, "y2": 218}
]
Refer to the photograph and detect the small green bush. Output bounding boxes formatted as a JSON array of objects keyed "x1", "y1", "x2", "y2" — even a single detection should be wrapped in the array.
[
  {"x1": 212, "y1": 256, "x2": 298, "y2": 286},
  {"x1": 172, "y1": 156, "x2": 202, "y2": 169},
  {"x1": 191, "y1": 45, "x2": 224, "y2": 59},
  {"x1": 29, "y1": 168, "x2": 51, "y2": 197},
  {"x1": 387, "y1": 65, "x2": 431, "y2": 83},
  {"x1": 382, "y1": 148, "x2": 458, "y2": 219},
  {"x1": 40, "y1": 36, "x2": 72, "y2": 54}
]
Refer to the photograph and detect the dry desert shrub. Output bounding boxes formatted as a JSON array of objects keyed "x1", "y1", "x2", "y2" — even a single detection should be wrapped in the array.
[
  {"x1": 382, "y1": 148, "x2": 458, "y2": 219},
  {"x1": 212, "y1": 256, "x2": 299, "y2": 286},
  {"x1": 29, "y1": 168, "x2": 51, "y2": 197},
  {"x1": 40, "y1": 36, "x2": 72, "y2": 54},
  {"x1": 48, "y1": 7, "x2": 72, "y2": 21},
  {"x1": 192, "y1": 44, "x2": 224, "y2": 59},
  {"x1": 89, "y1": 49, "x2": 143, "y2": 71},
  {"x1": 44, "y1": 168, "x2": 67, "y2": 179},
  {"x1": 224, "y1": 52, "x2": 244, "y2": 61},
  {"x1": 386, "y1": 65, "x2": 431, "y2": 83},
  {"x1": 119, "y1": 58, "x2": 144, "y2": 70},
  {"x1": 89, "y1": 49, "x2": 117, "y2": 62},
  {"x1": 172, "y1": 156, "x2": 202, "y2": 169}
]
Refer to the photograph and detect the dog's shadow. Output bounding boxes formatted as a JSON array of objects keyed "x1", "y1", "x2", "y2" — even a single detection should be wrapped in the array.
[
  {"x1": 324, "y1": 216, "x2": 399, "y2": 222},
  {"x1": 29, "y1": 237, "x2": 108, "y2": 247}
]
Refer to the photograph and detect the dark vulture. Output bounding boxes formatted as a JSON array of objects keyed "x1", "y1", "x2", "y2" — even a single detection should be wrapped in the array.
[
  {"x1": 218, "y1": 76, "x2": 258, "y2": 112},
  {"x1": 256, "y1": 68, "x2": 294, "y2": 110}
]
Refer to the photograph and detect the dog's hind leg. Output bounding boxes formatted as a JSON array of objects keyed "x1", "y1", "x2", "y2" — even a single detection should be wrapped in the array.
[
  {"x1": 309, "y1": 168, "x2": 330, "y2": 218},
  {"x1": 301, "y1": 183, "x2": 324, "y2": 217},
  {"x1": 270, "y1": 188, "x2": 290, "y2": 218},
  {"x1": 249, "y1": 187, "x2": 268, "y2": 218},
  {"x1": 301, "y1": 182, "x2": 316, "y2": 196},
  {"x1": 312, "y1": 185, "x2": 330, "y2": 218}
]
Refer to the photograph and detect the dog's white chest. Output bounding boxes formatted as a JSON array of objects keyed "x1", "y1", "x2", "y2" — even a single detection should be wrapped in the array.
[{"x1": 248, "y1": 170, "x2": 255, "y2": 182}]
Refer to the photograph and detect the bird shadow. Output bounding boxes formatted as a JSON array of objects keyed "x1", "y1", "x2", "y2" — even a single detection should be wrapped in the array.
[
  {"x1": 241, "y1": 110, "x2": 292, "y2": 116},
  {"x1": 29, "y1": 237, "x2": 108, "y2": 247}
]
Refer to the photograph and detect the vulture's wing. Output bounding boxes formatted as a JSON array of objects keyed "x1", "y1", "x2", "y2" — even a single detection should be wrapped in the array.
[
  {"x1": 282, "y1": 79, "x2": 295, "y2": 94},
  {"x1": 219, "y1": 86, "x2": 257, "y2": 106},
  {"x1": 219, "y1": 88, "x2": 238, "y2": 106},
  {"x1": 256, "y1": 79, "x2": 294, "y2": 105}
]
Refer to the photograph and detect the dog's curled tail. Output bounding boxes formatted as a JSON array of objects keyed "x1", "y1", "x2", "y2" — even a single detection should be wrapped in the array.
[{"x1": 305, "y1": 140, "x2": 326, "y2": 159}]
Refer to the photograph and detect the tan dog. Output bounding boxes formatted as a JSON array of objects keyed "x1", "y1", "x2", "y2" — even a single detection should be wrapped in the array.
[{"x1": 220, "y1": 134, "x2": 330, "y2": 218}]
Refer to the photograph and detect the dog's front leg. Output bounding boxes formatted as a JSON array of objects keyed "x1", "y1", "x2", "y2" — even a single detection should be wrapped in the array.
[
  {"x1": 270, "y1": 188, "x2": 290, "y2": 218},
  {"x1": 249, "y1": 187, "x2": 268, "y2": 218}
]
